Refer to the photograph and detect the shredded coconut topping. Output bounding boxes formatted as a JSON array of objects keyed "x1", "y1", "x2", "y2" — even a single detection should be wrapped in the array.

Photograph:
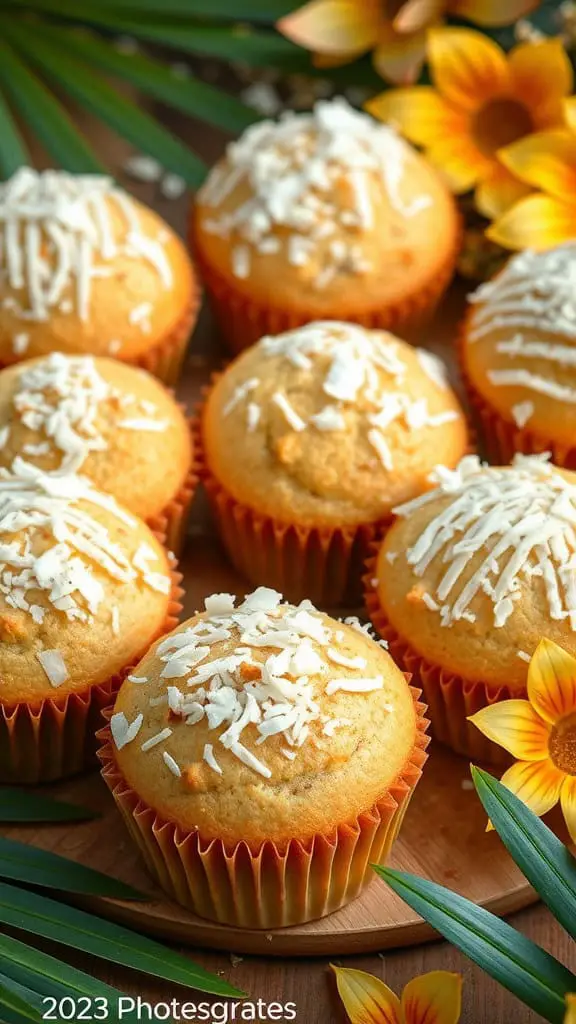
[
  {"x1": 117, "y1": 587, "x2": 390, "y2": 779},
  {"x1": 2, "y1": 353, "x2": 168, "y2": 476},
  {"x1": 394, "y1": 453, "x2": 576, "y2": 630},
  {"x1": 0, "y1": 167, "x2": 173, "y2": 325},
  {"x1": 468, "y1": 244, "x2": 576, "y2": 409},
  {"x1": 222, "y1": 322, "x2": 457, "y2": 471},
  {"x1": 198, "y1": 98, "x2": 431, "y2": 287}
]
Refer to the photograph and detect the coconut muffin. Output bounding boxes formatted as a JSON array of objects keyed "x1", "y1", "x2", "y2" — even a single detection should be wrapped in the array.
[
  {"x1": 365, "y1": 454, "x2": 576, "y2": 764},
  {"x1": 99, "y1": 586, "x2": 428, "y2": 928},
  {"x1": 0, "y1": 167, "x2": 198, "y2": 384},
  {"x1": 0, "y1": 471, "x2": 180, "y2": 783},
  {"x1": 461, "y1": 244, "x2": 576, "y2": 466},
  {"x1": 0, "y1": 353, "x2": 196, "y2": 551},
  {"x1": 192, "y1": 98, "x2": 460, "y2": 352},
  {"x1": 201, "y1": 321, "x2": 469, "y2": 604}
]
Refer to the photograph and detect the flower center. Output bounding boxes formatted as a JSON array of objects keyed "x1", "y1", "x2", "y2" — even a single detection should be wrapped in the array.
[
  {"x1": 472, "y1": 98, "x2": 534, "y2": 157},
  {"x1": 549, "y1": 714, "x2": 576, "y2": 776}
]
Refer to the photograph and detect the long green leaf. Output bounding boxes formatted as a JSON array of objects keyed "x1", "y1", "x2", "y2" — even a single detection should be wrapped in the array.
[
  {"x1": 375, "y1": 866, "x2": 576, "y2": 1024},
  {"x1": 21, "y1": 0, "x2": 296, "y2": 17},
  {"x1": 472, "y1": 767, "x2": 576, "y2": 941},
  {"x1": 0, "y1": 40, "x2": 103, "y2": 173},
  {"x1": 0, "y1": 789, "x2": 95, "y2": 824},
  {"x1": 0, "y1": 836, "x2": 144, "y2": 901},
  {"x1": 0, "y1": 90, "x2": 29, "y2": 176},
  {"x1": 0, "y1": 880, "x2": 243, "y2": 997},
  {"x1": 36, "y1": 23, "x2": 256, "y2": 134},
  {"x1": 0, "y1": 976, "x2": 42, "y2": 1024},
  {"x1": 3, "y1": 20, "x2": 206, "y2": 186},
  {"x1": 0, "y1": 934, "x2": 139, "y2": 1023}
]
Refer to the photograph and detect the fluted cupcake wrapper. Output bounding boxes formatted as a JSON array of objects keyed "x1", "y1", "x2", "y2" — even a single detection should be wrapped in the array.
[
  {"x1": 0, "y1": 558, "x2": 184, "y2": 785},
  {"x1": 192, "y1": 236, "x2": 459, "y2": 355},
  {"x1": 96, "y1": 691, "x2": 429, "y2": 929},
  {"x1": 458, "y1": 316, "x2": 575, "y2": 467},
  {"x1": 364, "y1": 552, "x2": 514, "y2": 767},
  {"x1": 193, "y1": 398, "x2": 385, "y2": 607},
  {"x1": 146, "y1": 409, "x2": 201, "y2": 557}
]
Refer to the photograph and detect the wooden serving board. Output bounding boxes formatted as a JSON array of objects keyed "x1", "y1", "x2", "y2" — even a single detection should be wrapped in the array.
[{"x1": 1, "y1": 285, "x2": 542, "y2": 956}]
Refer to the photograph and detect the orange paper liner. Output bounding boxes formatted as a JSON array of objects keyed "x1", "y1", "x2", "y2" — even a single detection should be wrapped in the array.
[
  {"x1": 192, "y1": 231, "x2": 459, "y2": 355},
  {"x1": 129, "y1": 291, "x2": 200, "y2": 387},
  {"x1": 193, "y1": 401, "x2": 386, "y2": 606},
  {"x1": 97, "y1": 691, "x2": 429, "y2": 929},
  {"x1": 458, "y1": 315, "x2": 576, "y2": 467},
  {"x1": 0, "y1": 558, "x2": 184, "y2": 785},
  {"x1": 364, "y1": 552, "x2": 514, "y2": 767},
  {"x1": 146, "y1": 409, "x2": 201, "y2": 556}
]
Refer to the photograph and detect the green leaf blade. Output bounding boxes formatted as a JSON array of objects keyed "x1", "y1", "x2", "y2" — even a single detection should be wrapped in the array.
[
  {"x1": 0, "y1": 881, "x2": 243, "y2": 998},
  {"x1": 0, "y1": 975, "x2": 43, "y2": 1024},
  {"x1": 0, "y1": 789, "x2": 96, "y2": 824},
  {"x1": 0, "y1": 91, "x2": 29, "y2": 177},
  {"x1": 0, "y1": 836, "x2": 144, "y2": 901},
  {"x1": 375, "y1": 866, "x2": 576, "y2": 1024},
  {"x1": 472, "y1": 767, "x2": 576, "y2": 941}
]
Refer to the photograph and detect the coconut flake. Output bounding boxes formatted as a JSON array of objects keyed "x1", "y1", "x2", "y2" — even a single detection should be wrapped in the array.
[{"x1": 36, "y1": 648, "x2": 68, "y2": 687}]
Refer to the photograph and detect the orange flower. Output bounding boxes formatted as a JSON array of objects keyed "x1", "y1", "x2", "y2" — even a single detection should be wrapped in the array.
[
  {"x1": 332, "y1": 965, "x2": 462, "y2": 1024},
  {"x1": 488, "y1": 109, "x2": 576, "y2": 249},
  {"x1": 469, "y1": 638, "x2": 576, "y2": 845},
  {"x1": 366, "y1": 28, "x2": 572, "y2": 217},
  {"x1": 277, "y1": 0, "x2": 540, "y2": 86},
  {"x1": 566, "y1": 995, "x2": 576, "y2": 1024}
]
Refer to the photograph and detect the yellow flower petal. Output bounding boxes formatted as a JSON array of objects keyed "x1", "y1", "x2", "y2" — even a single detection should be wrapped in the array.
[
  {"x1": 475, "y1": 163, "x2": 532, "y2": 219},
  {"x1": 449, "y1": 0, "x2": 539, "y2": 27},
  {"x1": 487, "y1": 193, "x2": 576, "y2": 251},
  {"x1": 427, "y1": 132, "x2": 492, "y2": 193},
  {"x1": 500, "y1": 759, "x2": 566, "y2": 818},
  {"x1": 560, "y1": 777, "x2": 576, "y2": 847},
  {"x1": 427, "y1": 27, "x2": 510, "y2": 112},
  {"x1": 401, "y1": 971, "x2": 462, "y2": 1024},
  {"x1": 528, "y1": 639, "x2": 576, "y2": 726},
  {"x1": 564, "y1": 96, "x2": 576, "y2": 133},
  {"x1": 499, "y1": 130, "x2": 576, "y2": 201},
  {"x1": 393, "y1": 0, "x2": 445, "y2": 34},
  {"x1": 277, "y1": 0, "x2": 382, "y2": 56},
  {"x1": 468, "y1": 700, "x2": 551, "y2": 761},
  {"x1": 366, "y1": 87, "x2": 466, "y2": 146},
  {"x1": 372, "y1": 25, "x2": 428, "y2": 85},
  {"x1": 508, "y1": 40, "x2": 573, "y2": 128},
  {"x1": 565, "y1": 994, "x2": 576, "y2": 1024},
  {"x1": 332, "y1": 966, "x2": 401, "y2": 1024}
]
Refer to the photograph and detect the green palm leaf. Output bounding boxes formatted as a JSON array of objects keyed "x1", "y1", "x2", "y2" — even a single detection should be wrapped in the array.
[
  {"x1": 0, "y1": 90, "x2": 29, "y2": 177},
  {"x1": 0, "y1": 880, "x2": 243, "y2": 997},
  {"x1": 16, "y1": 0, "x2": 296, "y2": 17},
  {"x1": 0, "y1": 975, "x2": 43, "y2": 1024},
  {"x1": 0, "y1": 789, "x2": 95, "y2": 824},
  {"x1": 472, "y1": 767, "x2": 576, "y2": 941},
  {"x1": 0, "y1": 836, "x2": 143, "y2": 900}
]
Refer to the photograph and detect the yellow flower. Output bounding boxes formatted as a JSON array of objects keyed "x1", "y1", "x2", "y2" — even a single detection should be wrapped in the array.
[
  {"x1": 566, "y1": 995, "x2": 576, "y2": 1024},
  {"x1": 332, "y1": 965, "x2": 462, "y2": 1024},
  {"x1": 469, "y1": 638, "x2": 576, "y2": 844},
  {"x1": 277, "y1": 0, "x2": 541, "y2": 86},
  {"x1": 366, "y1": 28, "x2": 572, "y2": 217},
  {"x1": 488, "y1": 112, "x2": 576, "y2": 249}
]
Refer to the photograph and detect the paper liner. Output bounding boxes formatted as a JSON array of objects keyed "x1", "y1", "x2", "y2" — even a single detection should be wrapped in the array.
[
  {"x1": 96, "y1": 691, "x2": 429, "y2": 929},
  {"x1": 146, "y1": 409, "x2": 201, "y2": 556},
  {"x1": 192, "y1": 233, "x2": 459, "y2": 355},
  {"x1": 0, "y1": 558, "x2": 184, "y2": 785},
  {"x1": 364, "y1": 552, "x2": 514, "y2": 766},
  {"x1": 193, "y1": 399, "x2": 385, "y2": 606},
  {"x1": 458, "y1": 315, "x2": 576, "y2": 467}
]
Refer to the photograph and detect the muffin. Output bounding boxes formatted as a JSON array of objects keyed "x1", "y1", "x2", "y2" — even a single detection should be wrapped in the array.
[
  {"x1": 365, "y1": 453, "x2": 576, "y2": 764},
  {"x1": 0, "y1": 353, "x2": 197, "y2": 552},
  {"x1": 461, "y1": 243, "x2": 576, "y2": 466},
  {"x1": 0, "y1": 167, "x2": 198, "y2": 384},
  {"x1": 191, "y1": 98, "x2": 460, "y2": 353},
  {"x1": 0, "y1": 471, "x2": 181, "y2": 783},
  {"x1": 200, "y1": 321, "x2": 469, "y2": 605},
  {"x1": 98, "y1": 586, "x2": 429, "y2": 928}
]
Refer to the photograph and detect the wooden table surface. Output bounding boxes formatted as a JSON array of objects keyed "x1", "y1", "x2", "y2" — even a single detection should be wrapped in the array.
[{"x1": 28, "y1": 101, "x2": 575, "y2": 1023}]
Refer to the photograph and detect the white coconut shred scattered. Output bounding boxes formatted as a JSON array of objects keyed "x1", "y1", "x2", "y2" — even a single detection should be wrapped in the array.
[{"x1": 112, "y1": 587, "x2": 392, "y2": 781}]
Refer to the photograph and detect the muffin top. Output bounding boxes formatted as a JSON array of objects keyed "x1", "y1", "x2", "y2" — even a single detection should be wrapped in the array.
[
  {"x1": 0, "y1": 472, "x2": 173, "y2": 704},
  {"x1": 194, "y1": 98, "x2": 458, "y2": 317},
  {"x1": 111, "y1": 586, "x2": 418, "y2": 845},
  {"x1": 463, "y1": 244, "x2": 576, "y2": 444},
  {"x1": 376, "y1": 454, "x2": 576, "y2": 689},
  {"x1": 203, "y1": 321, "x2": 468, "y2": 526},
  {"x1": 0, "y1": 354, "x2": 192, "y2": 521},
  {"x1": 0, "y1": 167, "x2": 194, "y2": 365}
]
